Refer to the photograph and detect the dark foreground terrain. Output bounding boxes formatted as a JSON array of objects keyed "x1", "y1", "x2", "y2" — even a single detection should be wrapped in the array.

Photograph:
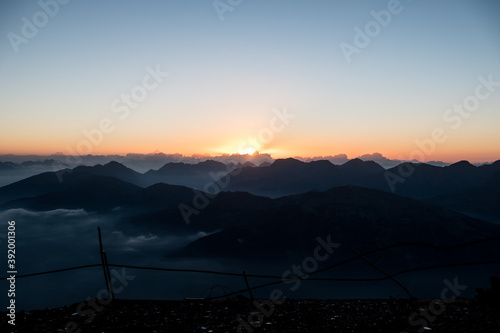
[{"x1": 1, "y1": 298, "x2": 499, "y2": 333}]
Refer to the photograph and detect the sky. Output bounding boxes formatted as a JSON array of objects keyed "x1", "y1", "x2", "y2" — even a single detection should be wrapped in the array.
[{"x1": 1, "y1": 0, "x2": 499, "y2": 163}]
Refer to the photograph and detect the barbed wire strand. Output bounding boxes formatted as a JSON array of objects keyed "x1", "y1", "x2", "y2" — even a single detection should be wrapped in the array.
[{"x1": 0, "y1": 235, "x2": 498, "y2": 287}]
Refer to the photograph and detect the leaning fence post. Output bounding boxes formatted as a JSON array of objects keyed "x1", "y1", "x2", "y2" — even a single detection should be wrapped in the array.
[
  {"x1": 103, "y1": 250, "x2": 115, "y2": 299},
  {"x1": 98, "y1": 227, "x2": 112, "y2": 300}
]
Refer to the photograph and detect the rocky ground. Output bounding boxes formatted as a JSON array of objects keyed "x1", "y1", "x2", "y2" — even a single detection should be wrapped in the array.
[{"x1": 1, "y1": 298, "x2": 499, "y2": 332}]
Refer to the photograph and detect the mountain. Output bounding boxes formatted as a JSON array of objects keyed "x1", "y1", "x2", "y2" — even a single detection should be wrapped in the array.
[
  {"x1": 0, "y1": 161, "x2": 146, "y2": 204},
  {"x1": 427, "y1": 169, "x2": 500, "y2": 223},
  {"x1": 172, "y1": 186, "x2": 500, "y2": 267},
  {"x1": 0, "y1": 160, "x2": 58, "y2": 170},
  {"x1": 71, "y1": 161, "x2": 144, "y2": 186},
  {"x1": 130, "y1": 183, "x2": 199, "y2": 211},
  {"x1": 225, "y1": 158, "x2": 386, "y2": 197},
  {"x1": 0, "y1": 160, "x2": 236, "y2": 204},
  {"x1": 0, "y1": 170, "x2": 72, "y2": 204},
  {"x1": 0, "y1": 160, "x2": 224, "y2": 204},
  {"x1": 3, "y1": 158, "x2": 500, "y2": 225},
  {"x1": 429, "y1": 186, "x2": 500, "y2": 224},
  {"x1": 240, "y1": 161, "x2": 256, "y2": 168},
  {"x1": 0, "y1": 175, "x2": 200, "y2": 214},
  {"x1": 0, "y1": 162, "x2": 17, "y2": 170},
  {"x1": 0, "y1": 173, "x2": 143, "y2": 212},
  {"x1": 224, "y1": 158, "x2": 500, "y2": 200},
  {"x1": 386, "y1": 160, "x2": 500, "y2": 199},
  {"x1": 338, "y1": 158, "x2": 385, "y2": 174},
  {"x1": 143, "y1": 160, "x2": 230, "y2": 189}
]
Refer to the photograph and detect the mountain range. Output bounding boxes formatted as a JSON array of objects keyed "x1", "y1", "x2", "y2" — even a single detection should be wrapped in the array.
[
  {"x1": 1, "y1": 158, "x2": 499, "y2": 296},
  {"x1": 171, "y1": 185, "x2": 500, "y2": 268},
  {"x1": 1, "y1": 158, "x2": 499, "y2": 223}
]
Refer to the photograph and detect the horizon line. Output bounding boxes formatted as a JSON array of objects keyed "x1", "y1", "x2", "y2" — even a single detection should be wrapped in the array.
[{"x1": 0, "y1": 151, "x2": 499, "y2": 166}]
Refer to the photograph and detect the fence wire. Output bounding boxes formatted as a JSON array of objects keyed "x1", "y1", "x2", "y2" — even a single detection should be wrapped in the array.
[{"x1": 1, "y1": 236, "x2": 499, "y2": 300}]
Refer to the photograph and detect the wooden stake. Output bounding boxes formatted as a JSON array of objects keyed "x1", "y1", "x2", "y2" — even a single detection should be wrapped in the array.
[{"x1": 98, "y1": 227, "x2": 112, "y2": 300}]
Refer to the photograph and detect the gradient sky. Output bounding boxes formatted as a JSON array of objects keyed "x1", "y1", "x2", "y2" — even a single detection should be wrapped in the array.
[{"x1": 1, "y1": 0, "x2": 499, "y2": 162}]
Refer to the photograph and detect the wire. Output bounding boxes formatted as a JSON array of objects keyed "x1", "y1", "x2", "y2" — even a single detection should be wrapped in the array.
[
  {"x1": 0, "y1": 264, "x2": 101, "y2": 279},
  {"x1": 1, "y1": 234, "x2": 499, "y2": 303}
]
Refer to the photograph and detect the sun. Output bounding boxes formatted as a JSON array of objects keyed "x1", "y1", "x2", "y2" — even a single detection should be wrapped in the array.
[{"x1": 237, "y1": 147, "x2": 257, "y2": 155}]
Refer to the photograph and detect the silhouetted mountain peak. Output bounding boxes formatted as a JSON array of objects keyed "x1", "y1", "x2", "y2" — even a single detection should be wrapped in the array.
[
  {"x1": 490, "y1": 160, "x2": 500, "y2": 167},
  {"x1": 103, "y1": 160, "x2": 128, "y2": 170},
  {"x1": 346, "y1": 158, "x2": 363, "y2": 164},
  {"x1": 156, "y1": 162, "x2": 186, "y2": 172},
  {"x1": 156, "y1": 160, "x2": 226, "y2": 173},
  {"x1": 388, "y1": 162, "x2": 437, "y2": 173},
  {"x1": 72, "y1": 161, "x2": 140, "y2": 182},
  {"x1": 197, "y1": 160, "x2": 226, "y2": 169},
  {"x1": 339, "y1": 158, "x2": 384, "y2": 173},
  {"x1": 309, "y1": 160, "x2": 334, "y2": 167},
  {"x1": 447, "y1": 160, "x2": 474, "y2": 170},
  {"x1": 271, "y1": 158, "x2": 304, "y2": 168},
  {"x1": 176, "y1": 185, "x2": 500, "y2": 262},
  {"x1": 241, "y1": 161, "x2": 256, "y2": 168}
]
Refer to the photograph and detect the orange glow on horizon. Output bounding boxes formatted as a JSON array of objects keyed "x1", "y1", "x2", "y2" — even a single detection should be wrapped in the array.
[
  {"x1": 1, "y1": 145, "x2": 498, "y2": 164},
  {"x1": 1, "y1": 133, "x2": 499, "y2": 164}
]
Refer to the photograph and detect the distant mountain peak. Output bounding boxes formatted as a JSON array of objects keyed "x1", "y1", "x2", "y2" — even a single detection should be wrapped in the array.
[
  {"x1": 197, "y1": 160, "x2": 224, "y2": 167},
  {"x1": 340, "y1": 158, "x2": 384, "y2": 173},
  {"x1": 271, "y1": 158, "x2": 304, "y2": 167},
  {"x1": 104, "y1": 160, "x2": 124, "y2": 166},
  {"x1": 102, "y1": 161, "x2": 129, "y2": 170},
  {"x1": 448, "y1": 160, "x2": 474, "y2": 170},
  {"x1": 72, "y1": 160, "x2": 130, "y2": 173},
  {"x1": 342, "y1": 158, "x2": 363, "y2": 165},
  {"x1": 309, "y1": 160, "x2": 334, "y2": 166},
  {"x1": 241, "y1": 161, "x2": 256, "y2": 168}
]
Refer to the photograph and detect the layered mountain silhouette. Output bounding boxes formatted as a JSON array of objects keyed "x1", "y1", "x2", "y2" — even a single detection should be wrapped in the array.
[
  {"x1": 0, "y1": 175, "x2": 197, "y2": 214},
  {"x1": 222, "y1": 158, "x2": 384, "y2": 198},
  {"x1": 0, "y1": 161, "x2": 227, "y2": 205},
  {"x1": 1, "y1": 158, "x2": 500, "y2": 288},
  {"x1": 71, "y1": 161, "x2": 144, "y2": 186},
  {"x1": 171, "y1": 186, "x2": 500, "y2": 265},
  {"x1": 0, "y1": 161, "x2": 146, "y2": 204},
  {"x1": 143, "y1": 160, "x2": 230, "y2": 188},
  {"x1": 223, "y1": 158, "x2": 500, "y2": 202},
  {"x1": 427, "y1": 168, "x2": 500, "y2": 223},
  {"x1": 0, "y1": 170, "x2": 74, "y2": 204},
  {"x1": 1, "y1": 157, "x2": 498, "y2": 304},
  {"x1": 0, "y1": 159, "x2": 57, "y2": 170},
  {"x1": 1, "y1": 158, "x2": 499, "y2": 225},
  {"x1": 383, "y1": 160, "x2": 500, "y2": 199}
]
